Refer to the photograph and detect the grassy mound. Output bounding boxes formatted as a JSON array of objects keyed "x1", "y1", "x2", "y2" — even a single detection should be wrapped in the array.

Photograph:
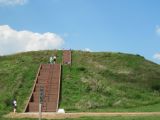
[{"x1": 0, "y1": 50, "x2": 160, "y2": 114}]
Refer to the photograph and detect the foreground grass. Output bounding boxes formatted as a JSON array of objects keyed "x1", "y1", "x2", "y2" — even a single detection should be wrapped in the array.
[
  {"x1": 58, "y1": 116, "x2": 160, "y2": 120},
  {"x1": 1, "y1": 116, "x2": 160, "y2": 120},
  {"x1": 59, "y1": 116, "x2": 160, "y2": 120}
]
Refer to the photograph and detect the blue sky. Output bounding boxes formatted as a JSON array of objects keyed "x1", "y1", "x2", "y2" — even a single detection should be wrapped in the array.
[{"x1": 0, "y1": 0, "x2": 160, "y2": 64}]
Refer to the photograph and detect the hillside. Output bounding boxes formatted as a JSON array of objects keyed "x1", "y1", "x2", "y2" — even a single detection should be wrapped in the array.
[{"x1": 0, "y1": 50, "x2": 160, "y2": 115}]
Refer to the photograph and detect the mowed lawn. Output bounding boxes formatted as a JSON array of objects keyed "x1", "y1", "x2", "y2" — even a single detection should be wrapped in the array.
[{"x1": 1, "y1": 116, "x2": 160, "y2": 120}]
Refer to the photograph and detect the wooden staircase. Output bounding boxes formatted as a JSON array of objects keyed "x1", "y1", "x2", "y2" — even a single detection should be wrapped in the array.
[
  {"x1": 25, "y1": 50, "x2": 72, "y2": 112},
  {"x1": 63, "y1": 50, "x2": 72, "y2": 65},
  {"x1": 24, "y1": 64, "x2": 61, "y2": 112}
]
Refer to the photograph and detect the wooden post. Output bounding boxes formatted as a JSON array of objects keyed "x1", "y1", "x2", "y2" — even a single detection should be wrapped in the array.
[{"x1": 39, "y1": 86, "x2": 44, "y2": 120}]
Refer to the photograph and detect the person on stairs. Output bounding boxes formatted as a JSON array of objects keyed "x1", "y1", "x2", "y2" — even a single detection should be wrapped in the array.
[
  {"x1": 12, "y1": 99, "x2": 17, "y2": 113},
  {"x1": 49, "y1": 56, "x2": 53, "y2": 64},
  {"x1": 53, "y1": 55, "x2": 56, "y2": 64}
]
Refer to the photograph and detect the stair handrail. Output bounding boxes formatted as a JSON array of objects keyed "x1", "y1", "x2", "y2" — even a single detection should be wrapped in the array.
[{"x1": 56, "y1": 64, "x2": 61, "y2": 112}]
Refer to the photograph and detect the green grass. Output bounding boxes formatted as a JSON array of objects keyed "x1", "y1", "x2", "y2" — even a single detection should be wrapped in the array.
[
  {"x1": 58, "y1": 116, "x2": 160, "y2": 120},
  {"x1": 0, "y1": 50, "x2": 160, "y2": 117},
  {"x1": 54, "y1": 116, "x2": 160, "y2": 120},
  {"x1": 60, "y1": 51, "x2": 160, "y2": 112},
  {"x1": 1, "y1": 116, "x2": 160, "y2": 120}
]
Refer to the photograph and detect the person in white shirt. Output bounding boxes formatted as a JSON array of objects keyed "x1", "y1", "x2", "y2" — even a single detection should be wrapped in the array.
[
  {"x1": 12, "y1": 99, "x2": 17, "y2": 113},
  {"x1": 49, "y1": 56, "x2": 53, "y2": 64},
  {"x1": 53, "y1": 56, "x2": 56, "y2": 64}
]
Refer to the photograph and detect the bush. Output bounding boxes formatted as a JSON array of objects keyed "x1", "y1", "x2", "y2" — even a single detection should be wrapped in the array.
[
  {"x1": 77, "y1": 67, "x2": 87, "y2": 72},
  {"x1": 151, "y1": 84, "x2": 160, "y2": 91}
]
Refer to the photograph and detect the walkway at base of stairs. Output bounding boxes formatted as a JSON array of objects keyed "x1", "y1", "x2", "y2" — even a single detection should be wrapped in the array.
[{"x1": 5, "y1": 112, "x2": 160, "y2": 119}]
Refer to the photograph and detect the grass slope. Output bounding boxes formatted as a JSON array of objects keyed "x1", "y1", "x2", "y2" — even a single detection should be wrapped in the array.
[
  {"x1": 60, "y1": 51, "x2": 160, "y2": 112},
  {"x1": 0, "y1": 50, "x2": 160, "y2": 116},
  {"x1": 0, "y1": 50, "x2": 62, "y2": 115}
]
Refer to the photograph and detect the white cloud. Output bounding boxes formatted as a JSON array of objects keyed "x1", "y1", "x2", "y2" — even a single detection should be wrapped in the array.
[
  {"x1": 153, "y1": 53, "x2": 160, "y2": 60},
  {"x1": 0, "y1": 25, "x2": 64, "y2": 55},
  {"x1": 0, "y1": 0, "x2": 27, "y2": 6},
  {"x1": 84, "y1": 48, "x2": 92, "y2": 52}
]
